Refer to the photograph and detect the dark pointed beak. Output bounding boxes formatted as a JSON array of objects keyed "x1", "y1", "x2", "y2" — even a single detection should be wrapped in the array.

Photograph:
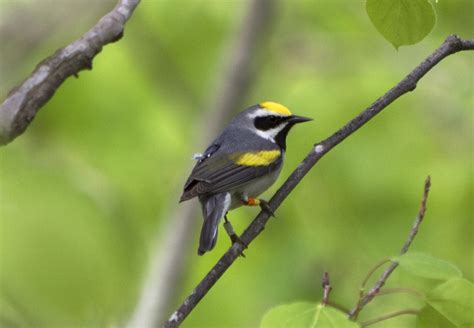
[{"x1": 288, "y1": 115, "x2": 313, "y2": 124}]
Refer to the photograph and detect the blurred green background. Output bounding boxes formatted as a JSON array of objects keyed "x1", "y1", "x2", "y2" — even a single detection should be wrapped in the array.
[{"x1": 0, "y1": 0, "x2": 472, "y2": 327}]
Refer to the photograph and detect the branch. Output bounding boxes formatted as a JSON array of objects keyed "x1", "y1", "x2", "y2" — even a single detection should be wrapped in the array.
[
  {"x1": 163, "y1": 35, "x2": 473, "y2": 328},
  {"x1": 127, "y1": 0, "x2": 277, "y2": 326},
  {"x1": 359, "y1": 258, "x2": 391, "y2": 296},
  {"x1": 348, "y1": 176, "x2": 432, "y2": 319},
  {"x1": 0, "y1": 0, "x2": 141, "y2": 145}
]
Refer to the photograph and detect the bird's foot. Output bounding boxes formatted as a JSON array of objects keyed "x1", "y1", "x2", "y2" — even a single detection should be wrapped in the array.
[
  {"x1": 243, "y1": 197, "x2": 275, "y2": 217},
  {"x1": 224, "y1": 216, "x2": 247, "y2": 257},
  {"x1": 258, "y1": 199, "x2": 275, "y2": 217},
  {"x1": 242, "y1": 197, "x2": 275, "y2": 217}
]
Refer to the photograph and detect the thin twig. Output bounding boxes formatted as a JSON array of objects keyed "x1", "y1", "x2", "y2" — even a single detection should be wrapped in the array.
[
  {"x1": 354, "y1": 258, "x2": 391, "y2": 309},
  {"x1": 127, "y1": 0, "x2": 277, "y2": 327},
  {"x1": 400, "y1": 177, "x2": 431, "y2": 254},
  {"x1": 0, "y1": 0, "x2": 141, "y2": 145},
  {"x1": 376, "y1": 288, "x2": 425, "y2": 299},
  {"x1": 348, "y1": 176, "x2": 432, "y2": 319},
  {"x1": 359, "y1": 258, "x2": 391, "y2": 297},
  {"x1": 360, "y1": 309, "x2": 420, "y2": 327},
  {"x1": 163, "y1": 36, "x2": 472, "y2": 328},
  {"x1": 322, "y1": 272, "x2": 332, "y2": 306}
]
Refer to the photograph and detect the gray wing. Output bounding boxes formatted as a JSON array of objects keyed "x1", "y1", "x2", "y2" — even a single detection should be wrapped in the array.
[{"x1": 180, "y1": 144, "x2": 282, "y2": 202}]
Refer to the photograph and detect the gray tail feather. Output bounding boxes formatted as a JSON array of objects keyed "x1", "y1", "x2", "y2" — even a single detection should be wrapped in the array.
[{"x1": 198, "y1": 193, "x2": 229, "y2": 255}]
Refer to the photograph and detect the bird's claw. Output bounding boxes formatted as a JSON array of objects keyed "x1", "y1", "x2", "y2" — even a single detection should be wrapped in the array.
[
  {"x1": 230, "y1": 234, "x2": 248, "y2": 257},
  {"x1": 230, "y1": 234, "x2": 248, "y2": 249},
  {"x1": 224, "y1": 218, "x2": 247, "y2": 257},
  {"x1": 259, "y1": 200, "x2": 275, "y2": 217}
]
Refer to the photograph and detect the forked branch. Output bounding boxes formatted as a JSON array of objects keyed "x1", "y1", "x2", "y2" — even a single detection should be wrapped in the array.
[
  {"x1": 163, "y1": 35, "x2": 473, "y2": 327},
  {"x1": 348, "y1": 176, "x2": 432, "y2": 319}
]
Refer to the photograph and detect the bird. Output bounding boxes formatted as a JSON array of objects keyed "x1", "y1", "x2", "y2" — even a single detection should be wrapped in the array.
[{"x1": 180, "y1": 101, "x2": 312, "y2": 255}]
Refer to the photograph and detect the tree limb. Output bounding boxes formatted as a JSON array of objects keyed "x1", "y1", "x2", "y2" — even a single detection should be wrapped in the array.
[
  {"x1": 127, "y1": 0, "x2": 277, "y2": 326},
  {"x1": 0, "y1": 0, "x2": 141, "y2": 145},
  {"x1": 162, "y1": 35, "x2": 473, "y2": 328},
  {"x1": 348, "y1": 176, "x2": 432, "y2": 319}
]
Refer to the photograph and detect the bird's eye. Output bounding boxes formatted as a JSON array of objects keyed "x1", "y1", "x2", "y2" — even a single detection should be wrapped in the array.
[{"x1": 269, "y1": 116, "x2": 278, "y2": 123}]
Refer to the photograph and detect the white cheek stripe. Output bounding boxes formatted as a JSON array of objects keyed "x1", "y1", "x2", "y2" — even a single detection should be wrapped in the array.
[{"x1": 252, "y1": 122, "x2": 288, "y2": 141}]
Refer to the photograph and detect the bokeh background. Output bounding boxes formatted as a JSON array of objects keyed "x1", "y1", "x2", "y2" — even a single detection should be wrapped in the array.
[{"x1": 0, "y1": 0, "x2": 472, "y2": 327}]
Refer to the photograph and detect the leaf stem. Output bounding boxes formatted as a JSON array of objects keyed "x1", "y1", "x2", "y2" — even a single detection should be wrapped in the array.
[
  {"x1": 376, "y1": 287, "x2": 425, "y2": 299},
  {"x1": 360, "y1": 309, "x2": 420, "y2": 327}
]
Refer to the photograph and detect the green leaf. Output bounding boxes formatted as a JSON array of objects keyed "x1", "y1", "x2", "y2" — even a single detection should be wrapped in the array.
[
  {"x1": 313, "y1": 305, "x2": 360, "y2": 328},
  {"x1": 426, "y1": 278, "x2": 474, "y2": 326},
  {"x1": 417, "y1": 305, "x2": 456, "y2": 328},
  {"x1": 366, "y1": 0, "x2": 436, "y2": 49},
  {"x1": 397, "y1": 252, "x2": 462, "y2": 280},
  {"x1": 260, "y1": 302, "x2": 359, "y2": 328},
  {"x1": 261, "y1": 302, "x2": 315, "y2": 328}
]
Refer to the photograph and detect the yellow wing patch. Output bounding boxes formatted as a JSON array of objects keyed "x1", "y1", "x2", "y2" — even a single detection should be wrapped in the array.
[
  {"x1": 231, "y1": 150, "x2": 281, "y2": 166},
  {"x1": 260, "y1": 101, "x2": 292, "y2": 116}
]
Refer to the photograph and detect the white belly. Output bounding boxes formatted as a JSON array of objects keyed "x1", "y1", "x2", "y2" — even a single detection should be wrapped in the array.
[{"x1": 229, "y1": 165, "x2": 282, "y2": 209}]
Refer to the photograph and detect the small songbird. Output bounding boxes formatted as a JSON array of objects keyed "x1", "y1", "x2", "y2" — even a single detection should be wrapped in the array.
[{"x1": 180, "y1": 101, "x2": 312, "y2": 255}]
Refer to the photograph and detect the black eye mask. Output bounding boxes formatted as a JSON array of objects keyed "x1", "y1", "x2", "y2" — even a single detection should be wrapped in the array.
[{"x1": 254, "y1": 115, "x2": 288, "y2": 131}]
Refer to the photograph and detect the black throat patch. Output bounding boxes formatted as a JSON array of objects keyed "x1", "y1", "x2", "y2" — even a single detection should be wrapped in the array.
[
  {"x1": 274, "y1": 124, "x2": 293, "y2": 150},
  {"x1": 254, "y1": 115, "x2": 294, "y2": 150}
]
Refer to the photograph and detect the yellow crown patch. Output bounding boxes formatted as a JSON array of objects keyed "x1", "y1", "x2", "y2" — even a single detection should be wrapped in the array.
[
  {"x1": 260, "y1": 101, "x2": 292, "y2": 116},
  {"x1": 231, "y1": 150, "x2": 281, "y2": 166}
]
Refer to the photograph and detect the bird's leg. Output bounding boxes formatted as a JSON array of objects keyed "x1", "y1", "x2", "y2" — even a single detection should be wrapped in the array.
[
  {"x1": 240, "y1": 195, "x2": 275, "y2": 217},
  {"x1": 223, "y1": 213, "x2": 247, "y2": 257}
]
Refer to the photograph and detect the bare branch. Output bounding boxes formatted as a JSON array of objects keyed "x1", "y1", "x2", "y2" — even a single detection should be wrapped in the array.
[
  {"x1": 348, "y1": 176, "x2": 432, "y2": 319},
  {"x1": 400, "y1": 176, "x2": 431, "y2": 254},
  {"x1": 359, "y1": 258, "x2": 391, "y2": 298},
  {"x1": 163, "y1": 35, "x2": 472, "y2": 327},
  {"x1": 0, "y1": 0, "x2": 141, "y2": 145},
  {"x1": 127, "y1": 0, "x2": 277, "y2": 326}
]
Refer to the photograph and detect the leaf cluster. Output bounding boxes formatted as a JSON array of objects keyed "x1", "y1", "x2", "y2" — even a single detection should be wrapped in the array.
[{"x1": 261, "y1": 252, "x2": 474, "y2": 327}]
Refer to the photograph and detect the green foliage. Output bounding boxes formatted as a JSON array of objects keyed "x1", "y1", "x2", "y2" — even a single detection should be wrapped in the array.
[
  {"x1": 366, "y1": 0, "x2": 436, "y2": 49},
  {"x1": 397, "y1": 252, "x2": 462, "y2": 280},
  {"x1": 260, "y1": 303, "x2": 358, "y2": 328},
  {"x1": 417, "y1": 305, "x2": 456, "y2": 328},
  {"x1": 0, "y1": 0, "x2": 472, "y2": 327},
  {"x1": 260, "y1": 253, "x2": 473, "y2": 327},
  {"x1": 425, "y1": 278, "x2": 474, "y2": 326}
]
